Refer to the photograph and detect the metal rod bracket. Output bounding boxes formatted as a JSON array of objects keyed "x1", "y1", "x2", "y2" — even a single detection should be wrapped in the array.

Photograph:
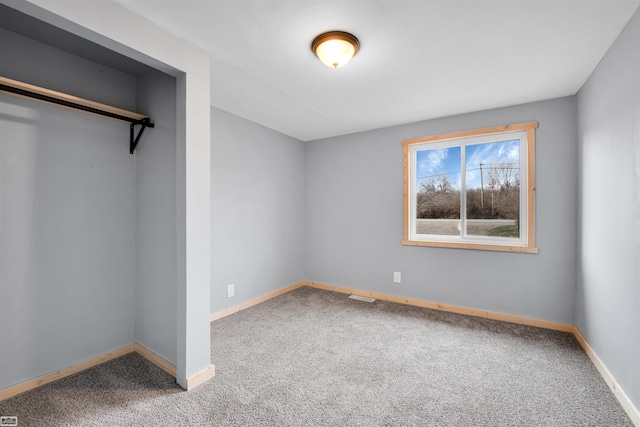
[{"x1": 130, "y1": 118, "x2": 155, "y2": 154}]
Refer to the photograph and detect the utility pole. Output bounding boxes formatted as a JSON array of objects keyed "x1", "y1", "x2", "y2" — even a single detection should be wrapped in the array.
[
  {"x1": 490, "y1": 184, "x2": 495, "y2": 216},
  {"x1": 479, "y1": 163, "x2": 485, "y2": 211}
]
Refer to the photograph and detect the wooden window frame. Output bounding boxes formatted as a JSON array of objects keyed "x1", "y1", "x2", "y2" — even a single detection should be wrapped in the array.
[{"x1": 402, "y1": 121, "x2": 538, "y2": 254}]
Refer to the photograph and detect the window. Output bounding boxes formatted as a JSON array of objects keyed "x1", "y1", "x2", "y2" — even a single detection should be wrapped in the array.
[{"x1": 403, "y1": 122, "x2": 538, "y2": 253}]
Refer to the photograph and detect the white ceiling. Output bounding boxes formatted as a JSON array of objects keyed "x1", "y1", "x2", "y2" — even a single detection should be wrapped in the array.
[{"x1": 116, "y1": 0, "x2": 640, "y2": 141}]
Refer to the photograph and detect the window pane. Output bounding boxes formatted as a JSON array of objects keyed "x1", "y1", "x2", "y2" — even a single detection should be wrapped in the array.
[
  {"x1": 415, "y1": 146, "x2": 461, "y2": 236},
  {"x1": 465, "y1": 140, "x2": 520, "y2": 238}
]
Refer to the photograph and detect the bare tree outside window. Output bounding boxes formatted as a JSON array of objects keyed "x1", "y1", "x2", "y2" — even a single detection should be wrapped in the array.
[
  {"x1": 415, "y1": 147, "x2": 461, "y2": 235},
  {"x1": 466, "y1": 142, "x2": 520, "y2": 237}
]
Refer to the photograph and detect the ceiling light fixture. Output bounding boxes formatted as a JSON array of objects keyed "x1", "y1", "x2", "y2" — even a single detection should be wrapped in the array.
[{"x1": 311, "y1": 31, "x2": 360, "y2": 69}]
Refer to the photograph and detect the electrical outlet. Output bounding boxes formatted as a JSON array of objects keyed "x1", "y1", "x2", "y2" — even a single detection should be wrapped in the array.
[
  {"x1": 393, "y1": 272, "x2": 401, "y2": 283},
  {"x1": 227, "y1": 284, "x2": 235, "y2": 298}
]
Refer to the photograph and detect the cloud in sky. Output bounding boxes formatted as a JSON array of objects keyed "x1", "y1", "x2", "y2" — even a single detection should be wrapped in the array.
[
  {"x1": 467, "y1": 139, "x2": 519, "y2": 169},
  {"x1": 417, "y1": 147, "x2": 449, "y2": 175},
  {"x1": 415, "y1": 139, "x2": 520, "y2": 190}
]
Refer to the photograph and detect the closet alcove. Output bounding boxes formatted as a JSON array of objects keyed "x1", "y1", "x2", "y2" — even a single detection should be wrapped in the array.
[{"x1": 0, "y1": 4, "x2": 180, "y2": 391}]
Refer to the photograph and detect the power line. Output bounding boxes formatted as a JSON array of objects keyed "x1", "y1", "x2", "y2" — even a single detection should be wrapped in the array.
[{"x1": 417, "y1": 165, "x2": 520, "y2": 180}]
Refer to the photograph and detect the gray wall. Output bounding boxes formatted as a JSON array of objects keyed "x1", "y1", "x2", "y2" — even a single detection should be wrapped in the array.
[
  {"x1": 134, "y1": 70, "x2": 178, "y2": 364},
  {"x1": 0, "y1": 28, "x2": 136, "y2": 389},
  {"x1": 305, "y1": 97, "x2": 578, "y2": 324},
  {"x1": 576, "y1": 8, "x2": 640, "y2": 409},
  {"x1": 210, "y1": 107, "x2": 305, "y2": 314}
]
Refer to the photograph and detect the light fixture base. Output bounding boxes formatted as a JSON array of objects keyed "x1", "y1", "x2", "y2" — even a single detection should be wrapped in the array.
[{"x1": 311, "y1": 31, "x2": 360, "y2": 68}]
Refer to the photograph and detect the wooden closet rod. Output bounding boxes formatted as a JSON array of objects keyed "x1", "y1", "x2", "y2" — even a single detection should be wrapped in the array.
[{"x1": 0, "y1": 76, "x2": 154, "y2": 154}]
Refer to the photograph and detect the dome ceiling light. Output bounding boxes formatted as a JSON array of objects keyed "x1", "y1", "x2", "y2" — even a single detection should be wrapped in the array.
[{"x1": 311, "y1": 31, "x2": 360, "y2": 69}]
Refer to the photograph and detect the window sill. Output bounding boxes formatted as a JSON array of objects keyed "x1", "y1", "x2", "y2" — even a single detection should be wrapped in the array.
[{"x1": 402, "y1": 239, "x2": 539, "y2": 254}]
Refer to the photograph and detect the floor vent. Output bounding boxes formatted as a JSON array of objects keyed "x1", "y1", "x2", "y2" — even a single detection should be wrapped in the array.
[{"x1": 348, "y1": 295, "x2": 376, "y2": 303}]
